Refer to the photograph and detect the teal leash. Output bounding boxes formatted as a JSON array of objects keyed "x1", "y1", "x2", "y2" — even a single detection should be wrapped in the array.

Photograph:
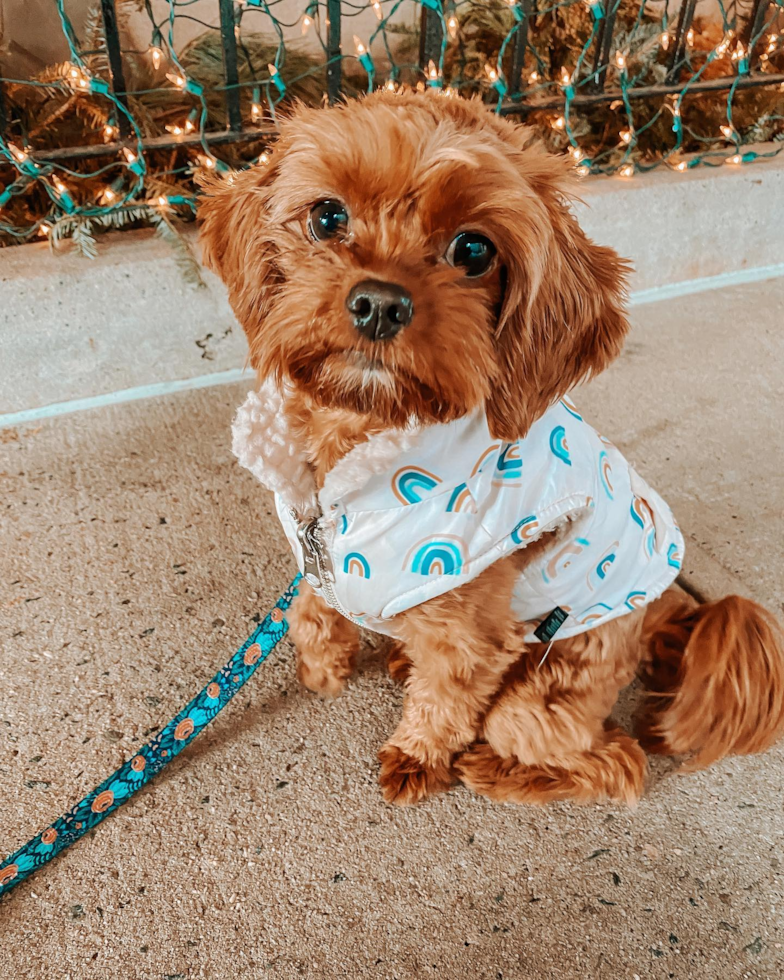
[{"x1": 0, "y1": 575, "x2": 301, "y2": 899}]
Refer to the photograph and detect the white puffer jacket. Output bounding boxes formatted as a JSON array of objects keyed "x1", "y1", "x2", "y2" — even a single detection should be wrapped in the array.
[{"x1": 232, "y1": 379, "x2": 684, "y2": 643}]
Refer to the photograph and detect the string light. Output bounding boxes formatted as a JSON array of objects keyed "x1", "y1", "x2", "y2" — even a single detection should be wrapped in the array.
[
  {"x1": 720, "y1": 124, "x2": 736, "y2": 140},
  {"x1": 614, "y1": 51, "x2": 626, "y2": 71},
  {"x1": 149, "y1": 46, "x2": 163, "y2": 70},
  {"x1": 726, "y1": 153, "x2": 742, "y2": 165},
  {"x1": 618, "y1": 164, "x2": 634, "y2": 178},
  {"x1": 675, "y1": 160, "x2": 688, "y2": 172},
  {"x1": 660, "y1": 32, "x2": 670, "y2": 51},
  {"x1": 251, "y1": 101, "x2": 262, "y2": 122},
  {"x1": 166, "y1": 72, "x2": 186, "y2": 89},
  {"x1": 447, "y1": 16, "x2": 458, "y2": 40},
  {"x1": 353, "y1": 36, "x2": 367, "y2": 56},
  {"x1": 103, "y1": 123, "x2": 117, "y2": 141},
  {"x1": 353, "y1": 37, "x2": 374, "y2": 76},
  {"x1": 686, "y1": 28, "x2": 695, "y2": 47},
  {"x1": 385, "y1": 79, "x2": 396, "y2": 93},
  {"x1": 528, "y1": 70, "x2": 539, "y2": 84},
  {"x1": 372, "y1": 1, "x2": 382, "y2": 18},
  {"x1": 619, "y1": 129, "x2": 633, "y2": 144},
  {"x1": 301, "y1": 15, "x2": 312, "y2": 35},
  {"x1": 560, "y1": 67, "x2": 572, "y2": 88},
  {"x1": 268, "y1": 63, "x2": 287, "y2": 95},
  {"x1": 199, "y1": 155, "x2": 216, "y2": 170},
  {"x1": 8, "y1": 143, "x2": 28, "y2": 164},
  {"x1": 552, "y1": 115, "x2": 566, "y2": 131},
  {"x1": 165, "y1": 123, "x2": 185, "y2": 136}
]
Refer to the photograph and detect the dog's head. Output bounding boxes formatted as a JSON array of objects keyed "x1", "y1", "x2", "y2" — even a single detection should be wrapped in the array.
[{"x1": 200, "y1": 91, "x2": 630, "y2": 438}]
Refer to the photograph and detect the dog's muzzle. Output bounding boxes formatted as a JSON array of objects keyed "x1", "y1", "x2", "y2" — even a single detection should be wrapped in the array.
[{"x1": 346, "y1": 279, "x2": 414, "y2": 342}]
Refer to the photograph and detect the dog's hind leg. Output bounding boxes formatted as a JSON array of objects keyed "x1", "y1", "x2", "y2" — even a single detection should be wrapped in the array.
[
  {"x1": 636, "y1": 587, "x2": 784, "y2": 768},
  {"x1": 454, "y1": 612, "x2": 648, "y2": 806},
  {"x1": 289, "y1": 581, "x2": 361, "y2": 696}
]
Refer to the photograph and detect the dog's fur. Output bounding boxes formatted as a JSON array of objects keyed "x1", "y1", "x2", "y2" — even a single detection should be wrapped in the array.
[{"x1": 200, "y1": 92, "x2": 784, "y2": 806}]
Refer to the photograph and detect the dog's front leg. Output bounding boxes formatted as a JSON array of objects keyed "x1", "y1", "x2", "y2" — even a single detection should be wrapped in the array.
[
  {"x1": 288, "y1": 581, "x2": 361, "y2": 696},
  {"x1": 378, "y1": 559, "x2": 522, "y2": 806}
]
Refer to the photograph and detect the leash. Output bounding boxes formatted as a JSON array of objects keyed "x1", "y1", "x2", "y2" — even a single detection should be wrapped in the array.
[{"x1": 0, "y1": 575, "x2": 301, "y2": 899}]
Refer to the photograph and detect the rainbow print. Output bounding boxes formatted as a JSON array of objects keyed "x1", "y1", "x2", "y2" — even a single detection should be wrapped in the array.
[
  {"x1": 471, "y1": 444, "x2": 501, "y2": 477},
  {"x1": 625, "y1": 591, "x2": 647, "y2": 611},
  {"x1": 549, "y1": 425, "x2": 572, "y2": 466},
  {"x1": 667, "y1": 542, "x2": 682, "y2": 569},
  {"x1": 511, "y1": 515, "x2": 539, "y2": 544},
  {"x1": 542, "y1": 536, "x2": 590, "y2": 583},
  {"x1": 560, "y1": 397, "x2": 583, "y2": 422},
  {"x1": 446, "y1": 483, "x2": 476, "y2": 514},
  {"x1": 599, "y1": 451, "x2": 614, "y2": 499},
  {"x1": 407, "y1": 536, "x2": 466, "y2": 576},
  {"x1": 392, "y1": 466, "x2": 442, "y2": 505},
  {"x1": 493, "y1": 442, "x2": 523, "y2": 484},
  {"x1": 630, "y1": 495, "x2": 652, "y2": 530},
  {"x1": 644, "y1": 525, "x2": 656, "y2": 559},
  {"x1": 578, "y1": 602, "x2": 613, "y2": 626},
  {"x1": 343, "y1": 552, "x2": 371, "y2": 578},
  {"x1": 339, "y1": 514, "x2": 349, "y2": 535}
]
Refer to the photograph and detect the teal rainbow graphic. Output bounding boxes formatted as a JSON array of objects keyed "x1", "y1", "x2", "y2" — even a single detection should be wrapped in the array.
[
  {"x1": 625, "y1": 590, "x2": 647, "y2": 611},
  {"x1": 343, "y1": 552, "x2": 371, "y2": 578},
  {"x1": 407, "y1": 536, "x2": 466, "y2": 576},
  {"x1": 339, "y1": 514, "x2": 349, "y2": 534},
  {"x1": 560, "y1": 397, "x2": 583, "y2": 422},
  {"x1": 578, "y1": 602, "x2": 613, "y2": 626},
  {"x1": 493, "y1": 442, "x2": 523, "y2": 483},
  {"x1": 471, "y1": 444, "x2": 501, "y2": 477},
  {"x1": 644, "y1": 525, "x2": 656, "y2": 559},
  {"x1": 549, "y1": 425, "x2": 571, "y2": 466},
  {"x1": 599, "y1": 451, "x2": 614, "y2": 499},
  {"x1": 667, "y1": 542, "x2": 682, "y2": 569},
  {"x1": 446, "y1": 483, "x2": 476, "y2": 514},
  {"x1": 630, "y1": 495, "x2": 652, "y2": 529},
  {"x1": 542, "y1": 536, "x2": 590, "y2": 583},
  {"x1": 392, "y1": 466, "x2": 442, "y2": 505},
  {"x1": 511, "y1": 515, "x2": 539, "y2": 544}
]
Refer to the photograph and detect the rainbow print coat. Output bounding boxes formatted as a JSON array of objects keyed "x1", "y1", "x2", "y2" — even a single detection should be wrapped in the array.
[{"x1": 232, "y1": 380, "x2": 684, "y2": 642}]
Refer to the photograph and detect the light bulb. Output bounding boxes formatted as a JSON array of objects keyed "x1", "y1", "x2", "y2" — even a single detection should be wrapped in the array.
[
  {"x1": 720, "y1": 124, "x2": 734, "y2": 140},
  {"x1": 619, "y1": 129, "x2": 632, "y2": 144},
  {"x1": 251, "y1": 102, "x2": 262, "y2": 122},
  {"x1": 660, "y1": 32, "x2": 669, "y2": 51},
  {"x1": 615, "y1": 51, "x2": 626, "y2": 70},
  {"x1": 447, "y1": 16, "x2": 458, "y2": 39},
  {"x1": 103, "y1": 124, "x2": 117, "y2": 141},
  {"x1": 9, "y1": 143, "x2": 28, "y2": 163},
  {"x1": 102, "y1": 188, "x2": 116, "y2": 203},
  {"x1": 428, "y1": 60, "x2": 438, "y2": 80},
  {"x1": 123, "y1": 147, "x2": 137, "y2": 164},
  {"x1": 166, "y1": 72, "x2": 186, "y2": 89},
  {"x1": 373, "y1": 1, "x2": 382, "y2": 19},
  {"x1": 385, "y1": 79, "x2": 396, "y2": 92},
  {"x1": 353, "y1": 36, "x2": 366, "y2": 56},
  {"x1": 553, "y1": 115, "x2": 566, "y2": 130},
  {"x1": 150, "y1": 46, "x2": 163, "y2": 70},
  {"x1": 676, "y1": 161, "x2": 688, "y2": 172},
  {"x1": 560, "y1": 66, "x2": 572, "y2": 87},
  {"x1": 618, "y1": 164, "x2": 634, "y2": 178},
  {"x1": 301, "y1": 15, "x2": 312, "y2": 35},
  {"x1": 528, "y1": 70, "x2": 540, "y2": 83},
  {"x1": 686, "y1": 28, "x2": 694, "y2": 46}
]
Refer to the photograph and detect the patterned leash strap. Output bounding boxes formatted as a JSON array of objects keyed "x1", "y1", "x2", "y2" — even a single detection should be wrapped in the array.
[{"x1": 0, "y1": 575, "x2": 301, "y2": 899}]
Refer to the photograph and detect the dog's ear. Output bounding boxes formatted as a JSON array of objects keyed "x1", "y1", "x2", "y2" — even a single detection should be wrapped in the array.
[
  {"x1": 485, "y1": 158, "x2": 631, "y2": 441},
  {"x1": 198, "y1": 159, "x2": 283, "y2": 365}
]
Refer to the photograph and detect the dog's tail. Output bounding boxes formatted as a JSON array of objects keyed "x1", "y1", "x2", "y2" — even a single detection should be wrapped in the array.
[{"x1": 638, "y1": 589, "x2": 784, "y2": 769}]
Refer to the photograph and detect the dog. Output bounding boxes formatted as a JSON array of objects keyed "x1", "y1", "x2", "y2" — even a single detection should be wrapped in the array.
[{"x1": 200, "y1": 91, "x2": 784, "y2": 807}]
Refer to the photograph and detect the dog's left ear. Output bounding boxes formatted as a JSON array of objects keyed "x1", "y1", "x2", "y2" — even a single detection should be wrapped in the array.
[{"x1": 485, "y1": 163, "x2": 631, "y2": 441}]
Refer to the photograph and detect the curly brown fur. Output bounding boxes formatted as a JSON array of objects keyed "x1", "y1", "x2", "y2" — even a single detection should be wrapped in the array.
[{"x1": 200, "y1": 91, "x2": 784, "y2": 806}]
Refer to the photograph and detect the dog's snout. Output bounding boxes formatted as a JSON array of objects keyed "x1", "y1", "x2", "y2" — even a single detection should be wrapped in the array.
[{"x1": 346, "y1": 279, "x2": 414, "y2": 342}]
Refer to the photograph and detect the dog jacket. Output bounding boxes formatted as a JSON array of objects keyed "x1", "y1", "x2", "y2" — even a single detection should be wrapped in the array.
[{"x1": 232, "y1": 379, "x2": 684, "y2": 643}]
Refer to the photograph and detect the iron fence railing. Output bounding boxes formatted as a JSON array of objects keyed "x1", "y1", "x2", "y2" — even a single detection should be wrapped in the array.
[{"x1": 0, "y1": 1, "x2": 782, "y2": 244}]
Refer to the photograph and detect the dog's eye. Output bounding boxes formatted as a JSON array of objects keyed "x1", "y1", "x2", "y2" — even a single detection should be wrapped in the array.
[
  {"x1": 446, "y1": 232, "x2": 497, "y2": 278},
  {"x1": 309, "y1": 200, "x2": 349, "y2": 242}
]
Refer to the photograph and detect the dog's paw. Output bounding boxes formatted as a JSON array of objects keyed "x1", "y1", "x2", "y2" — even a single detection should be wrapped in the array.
[
  {"x1": 296, "y1": 657, "x2": 348, "y2": 697},
  {"x1": 386, "y1": 642, "x2": 412, "y2": 684},
  {"x1": 377, "y1": 744, "x2": 453, "y2": 806}
]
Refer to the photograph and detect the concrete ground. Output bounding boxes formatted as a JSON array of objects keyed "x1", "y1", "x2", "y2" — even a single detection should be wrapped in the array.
[{"x1": 1, "y1": 276, "x2": 783, "y2": 979}]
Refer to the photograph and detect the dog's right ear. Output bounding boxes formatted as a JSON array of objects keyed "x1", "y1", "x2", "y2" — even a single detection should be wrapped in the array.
[{"x1": 198, "y1": 160, "x2": 282, "y2": 364}]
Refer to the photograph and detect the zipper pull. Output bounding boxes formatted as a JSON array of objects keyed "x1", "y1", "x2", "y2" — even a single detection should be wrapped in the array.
[{"x1": 296, "y1": 517, "x2": 322, "y2": 589}]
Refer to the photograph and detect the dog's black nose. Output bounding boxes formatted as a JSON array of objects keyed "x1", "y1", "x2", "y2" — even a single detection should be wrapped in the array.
[{"x1": 346, "y1": 279, "x2": 414, "y2": 341}]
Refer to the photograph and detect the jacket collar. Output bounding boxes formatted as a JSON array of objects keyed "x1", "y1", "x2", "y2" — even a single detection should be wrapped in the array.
[{"x1": 232, "y1": 378, "x2": 422, "y2": 518}]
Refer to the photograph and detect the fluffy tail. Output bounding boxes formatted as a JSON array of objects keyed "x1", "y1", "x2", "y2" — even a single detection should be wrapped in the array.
[{"x1": 638, "y1": 591, "x2": 784, "y2": 769}]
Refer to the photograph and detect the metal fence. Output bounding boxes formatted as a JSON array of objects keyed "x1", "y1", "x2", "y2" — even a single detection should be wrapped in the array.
[{"x1": 0, "y1": 1, "x2": 782, "y2": 246}]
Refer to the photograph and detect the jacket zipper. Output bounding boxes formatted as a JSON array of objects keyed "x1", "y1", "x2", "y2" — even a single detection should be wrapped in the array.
[{"x1": 294, "y1": 512, "x2": 354, "y2": 621}]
